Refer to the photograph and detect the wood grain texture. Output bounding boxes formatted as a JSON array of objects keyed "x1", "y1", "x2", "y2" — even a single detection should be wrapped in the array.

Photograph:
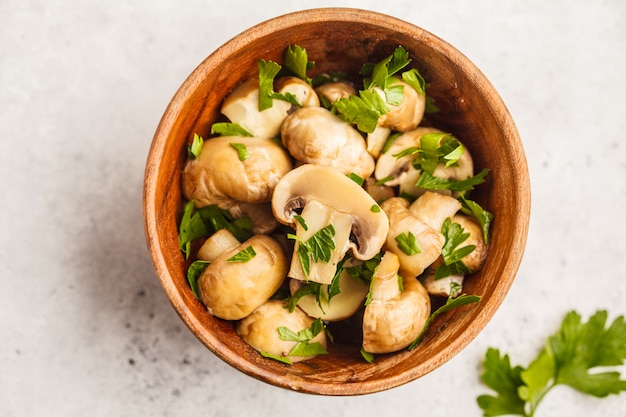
[{"x1": 143, "y1": 8, "x2": 530, "y2": 395}]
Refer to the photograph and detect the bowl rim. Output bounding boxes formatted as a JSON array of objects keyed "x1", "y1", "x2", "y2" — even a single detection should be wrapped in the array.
[{"x1": 143, "y1": 7, "x2": 531, "y2": 395}]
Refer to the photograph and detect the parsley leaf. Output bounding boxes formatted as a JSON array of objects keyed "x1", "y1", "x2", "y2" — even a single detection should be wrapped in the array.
[
  {"x1": 187, "y1": 133, "x2": 204, "y2": 159},
  {"x1": 414, "y1": 132, "x2": 465, "y2": 174},
  {"x1": 477, "y1": 310, "x2": 626, "y2": 417},
  {"x1": 435, "y1": 218, "x2": 474, "y2": 279},
  {"x1": 288, "y1": 224, "x2": 336, "y2": 278},
  {"x1": 257, "y1": 59, "x2": 282, "y2": 111},
  {"x1": 211, "y1": 122, "x2": 253, "y2": 137},
  {"x1": 408, "y1": 293, "x2": 481, "y2": 350},
  {"x1": 476, "y1": 348, "x2": 527, "y2": 416},
  {"x1": 178, "y1": 201, "x2": 253, "y2": 258},
  {"x1": 186, "y1": 260, "x2": 210, "y2": 299},
  {"x1": 401, "y1": 68, "x2": 426, "y2": 95},
  {"x1": 347, "y1": 172, "x2": 365, "y2": 186},
  {"x1": 284, "y1": 44, "x2": 313, "y2": 84},
  {"x1": 278, "y1": 318, "x2": 328, "y2": 357},
  {"x1": 333, "y1": 90, "x2": 389, "y2": 133},
  {"x1": 459, "y1": 196, "x2": 494, "y2": 245},
  {"x1": 284, "y1": 281, "x2": 325, "y2": 313},
  {"x1": 226, "y1": 245, "x2": 256, "y2": 263},
  {"x1": 394, "y1": 231, "x2": 422, "y2": 256},
  {"x1": 415, "y1": 168, "x2": 489, "y2": 192},
  {"x1": 229, "y1": 142, "x2": 250, "y2": 161}
]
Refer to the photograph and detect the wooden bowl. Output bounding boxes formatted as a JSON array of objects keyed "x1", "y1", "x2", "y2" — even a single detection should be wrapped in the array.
[{"x1": 143, "y1": 8, "x2": 530, "y2": 395}]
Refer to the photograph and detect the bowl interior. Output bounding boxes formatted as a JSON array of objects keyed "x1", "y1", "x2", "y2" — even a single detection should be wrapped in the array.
[{"x1": 143, "y1": 8, "x2": 530, "y2": 395}]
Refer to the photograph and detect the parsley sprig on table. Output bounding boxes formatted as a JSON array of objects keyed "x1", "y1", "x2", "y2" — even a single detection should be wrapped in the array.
[{"x1": 477, "y1": 310, "x2": 626, "y2": 417}]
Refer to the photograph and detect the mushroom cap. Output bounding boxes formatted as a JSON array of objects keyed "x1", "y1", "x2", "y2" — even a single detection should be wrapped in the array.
[
  {"x1": 220, "y1": 77, "x2": 292, "y2": 139},
  {"x1": 271, "y1": 164, "x2": 389, "y2": 261},
  {"x1": 377, "y1": 78, "x2": 426, "y2": 132},
  {"x1": 197, "y1": 234, "x2": 287, "y2": 320},
  {"x1": 409, "y1": 191, "x2": 462, "y2": 231},
  {"x1": 182, "y1": 136, "x2": 292, "y2": 208},
  {"x1": 237, "y1": 300, "x2": 328, "y2": 363},
  {"x1": 362, "y1": 275, "x2": 431, "y2": 354},
  {"x1": 314, "y1": 81, "x2": 357, "y2": 104},
  {"x1": 281, "y1": 107, "x2": 375, "y2": 178}
]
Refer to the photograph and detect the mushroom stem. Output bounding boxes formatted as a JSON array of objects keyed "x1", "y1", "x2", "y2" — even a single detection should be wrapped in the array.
[
  {"x1": 289, "y1": 199, "x2": 353, "y2": 285},
  {"x1": 197, "y1": 229, "x2": 240, "y2": 262},
  {"x1": 370, "y1": 251, "x2": 401, "y2": 301}
]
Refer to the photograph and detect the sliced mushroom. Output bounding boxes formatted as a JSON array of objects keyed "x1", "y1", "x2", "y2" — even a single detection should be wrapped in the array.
[
  {"x1": 220, "y1": 78, "x2": 292, "y2": 139},
  {"x1": 237, "y1": 300, "x2": 327, "y2": 363},
  {"x1": 280, "y1": 107, "x2": 375, "y2": 178},
  {"x1": 377, "y1": 78, "x2": 426, "y2": 132},
  {"x1": 288, "y1": 265, "x2": 369, "y2": 321},
  {"x1": 182, "y1": 136, "x2": 292, "y2": 209},
  {"x1": 409, "y1": 191, "x2": 461, "y2": 231},
  {"x1": 451, "y1": 214, "x2": 488, "y2": 272},
  {"x1": 380, "y1": 197, "x2": 444, "y2": 278},
  {"x1": 196, "y1": 233, "x2": 287, "y2": 320},
  {"x1": 272, "y1": 164, "x2": 389, "y2": 285},
  {"x1": 362, "y1": 251, "x2": 431, "y2": 354}
]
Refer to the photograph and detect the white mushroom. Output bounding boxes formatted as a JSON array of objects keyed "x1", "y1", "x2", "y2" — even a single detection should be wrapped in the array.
[
  {"x1": 366, "y1": 125, "x2": 392, "y2": 158},
  {"x1": 196, "y1": 233, "x2": 287, "y2": 320},
  {"x1": 237, "y1": 300, "x2": 327, "y2": 363},
  {"x1": 288, "y1": 264, "x2": 369, "y2": 321},
  {"x1": 220, "y1": 78, "x2": 292, "y2": 139},
  {"x1": 421, "y1": 257, "x2": 465, "y2": 297},
  {"x1": 182, "y1": 136, "x2": 292, "y2": 209},
  {"x1": 380, "y1": 197, "x2": 444, "y2": 278},
  {"x1": 362, "y1": 251, "x2": 431, "y2": 354},
  {"x1": 374, "y1": 127, "x2": 442, "y2": 187},
  {"x1": 314, "y1": 81, "x2": 357, "y2": 105},
  {"x1": 275, "y1": 76, "x2": 320, "y2": 107},
  {"x1": 376, "y1": 78, "x2": 426, "y2": 132},
  {"x1": 227, "y1": 202, "x2": 278, "y2": 235},
  {"x1": 272, "y1": 164, "x2": 389, "y2": 285},
  {"x1": 280, "y1": 107, "x2": 375, "y2": 179},
  {"x1": 409, "y1": 191, "x2": 461, "y2": 231},
  {"x1": 374, "y1": 127, "x2": 474, "y2": 198},
  {"x1": 450, "y1": 214, "x2": 488, "y2": 272}
]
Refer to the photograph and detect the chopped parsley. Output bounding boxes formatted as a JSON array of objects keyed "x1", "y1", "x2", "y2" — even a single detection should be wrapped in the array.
[
  {"x1": 278, "y1": 318, "x2": 328, "y2": 357},
  {"x1": 186, "y1": 260, "x2": 210, "y2": 299},
  {"x1": 211, "y1": 122, "x2": 253, "y2": 137},
  {"x1": 226, "y1": 245, "x2": 256, "y2": 263},
  {"x1": 394, "y1": 231, "x2": 422, "y2": 256},
  {"x1": 187, "y1": 133, "x2": 204, "y2": 159},
  {"x1": 415, "y1": 168, "x2": 489, "y2": 192},
  {"x1": 229, "y1": 142, "x2": 250, "y2": 161},
  {"x1": 435, "y1": 218, "x2": 475, "y2": 279},
  {"x1": 288, "y1": 224, "x2": 336, "y2": 277}
]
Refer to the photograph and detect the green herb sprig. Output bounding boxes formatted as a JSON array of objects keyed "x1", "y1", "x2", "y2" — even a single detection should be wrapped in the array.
[{"x1": 477, "y1": 310, "x2": 626, "y2": 417}]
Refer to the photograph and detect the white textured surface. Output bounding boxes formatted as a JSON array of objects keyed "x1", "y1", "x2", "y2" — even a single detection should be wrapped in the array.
[{"x1": 1, "y1": 0, "x2": 626, "y2": 415}]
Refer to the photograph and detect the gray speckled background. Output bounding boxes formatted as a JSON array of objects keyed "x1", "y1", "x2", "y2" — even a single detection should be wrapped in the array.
[{"x1": 1, "y1": 0, "x2": 625, "y2": 415}]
